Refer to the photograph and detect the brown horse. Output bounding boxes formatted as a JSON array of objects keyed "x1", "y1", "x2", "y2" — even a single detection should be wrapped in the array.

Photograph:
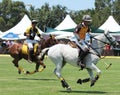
[{"x1": 6, "y1": 35, "x2": 58, "y2": 74}]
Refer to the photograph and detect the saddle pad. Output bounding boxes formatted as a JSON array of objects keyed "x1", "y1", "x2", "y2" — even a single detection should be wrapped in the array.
[
  {"x1": 22, "y1": 44, "x2": 28, "y2": 55},
  {"x1": 21, "y1": 43, "x2": 39, "y2": 55}
]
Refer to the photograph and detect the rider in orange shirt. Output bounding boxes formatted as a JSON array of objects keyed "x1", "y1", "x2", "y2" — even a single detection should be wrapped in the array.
[{"x1": 73, "y1": 15, "x2": 92, "y2": 69}]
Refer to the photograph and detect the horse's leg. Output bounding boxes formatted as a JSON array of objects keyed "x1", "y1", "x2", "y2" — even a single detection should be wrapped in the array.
[
  {"x1": 12, "y1": 58, "x2": 26, "y2": 74},
  {"x1": 32, "y1": 54, "x2": 46, "y2": 73},
  {"x1": 77, "y1": 68, "x2": 92, "y2": 85},
  {"x1": 77, "y1": 78, "x2": 90, "y2": 84},
  {"x1": 38, "y1": 60, "x2": 46, "y2": 72},
  {"x1": 26, "y1": 60, "x2": 46, "y2": 75},
  {"x1": 54, "y1": 62, "x2": 71, "y2": 91},
  {"x1": 87, "y1": 64, "x2": 101, "y2": 87},
  {"x1": 38, "y1": 53, "x2": 47, "y2": 72}
]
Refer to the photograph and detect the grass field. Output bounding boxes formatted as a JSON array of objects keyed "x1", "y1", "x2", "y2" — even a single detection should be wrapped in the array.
[{"x1": 0, "y1": 55, "x2": 120, "y2": 95}]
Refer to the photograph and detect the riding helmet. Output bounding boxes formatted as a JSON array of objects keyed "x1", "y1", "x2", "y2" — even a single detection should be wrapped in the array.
[{"x1": 82, "y1": 15, "x2": 92, "y2": 22}]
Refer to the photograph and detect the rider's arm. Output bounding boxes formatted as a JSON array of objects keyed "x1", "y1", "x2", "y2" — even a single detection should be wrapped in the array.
[
  {"x1": 73, "y1": 24, "x2": 81, "y2": 40},
  {"x1": 37, "y1": 34, "x2": 43, "y2": 39},
  {"x1": 87, "y1": 27, "x2": 91, "y2": 33},
  {"x1": 24, "y1": 26, "x2": 31, "y2": 37},
  {"x1": 36, "y1": 27, "x2": 43, "y2": 39}
]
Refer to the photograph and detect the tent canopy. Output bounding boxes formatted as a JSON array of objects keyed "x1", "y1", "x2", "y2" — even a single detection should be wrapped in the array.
[
  {"x1": 45, "y1": 30, "x2": 73, "y2": 36},
  {"x1": 45, "y1": 27, "x2": 58, "y2": 33},
  {"x1": 0, "y1": 30, "x2": 3, "y2": 35},
  {"x1": 4, "y1": 14, "x2": 31, "y2": 35},
  {"x1": 45, "y1": 14, "x2": 77, "y2": 36},
  {"x1": 55, "y1": 14, "x2": 77, "y2": 31},
  {"x1": 1, "y1": 32, "x2": 26, "y2": 40},
  {"x1": 2, "y1": 14, "x2": 44, "y2": 35},
  {"x1": 0, "y1": 14, "x2": 44, "y2": 40},
  {"x1": 99, "y1": 15, "x2": 120, "y2": 32}
]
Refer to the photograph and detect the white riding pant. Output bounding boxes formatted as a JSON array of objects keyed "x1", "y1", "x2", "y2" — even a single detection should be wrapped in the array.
[
  {"x1": 77, "y1": 39, "x2": 89, "y2": 52},
  {"x1": 25, "y1": 39, "x2": 38, "y2": 49},
  {"x1": 70, "y1": 36, "x2": 89, "y2": 52}
]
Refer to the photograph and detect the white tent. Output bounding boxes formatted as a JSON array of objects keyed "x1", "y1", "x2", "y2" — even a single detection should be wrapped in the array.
[
  {"x1": 45, "y1": 30, "x2": 73, "y2": 35},
  {"x1": 55, "y1": 33, "x2": 74, "y2": 39},
  {"x1": 4, "y1": 14, "x2": 31, "y2": 35},
  {"x1": 2, "y1": 14, "x2": 44, "y2": 35},
  {"x1": 0, "y1": 14, "x2": 44, "y2": 40},
  {"x1": 1, "y1": 32, "x2": 24, "y2": 40},
  {"x1": 46, "y1": 14, "x2": 77, "y2": 39},
  {"x1": 99, "y1": 15, "x2": 120, "y2": 32},
  {"x1": 0, "y1": 30, "x2": 3, "y2": 35},
  {"x1": 55, "y1": 14, "x2": 77, "y2": 31}
]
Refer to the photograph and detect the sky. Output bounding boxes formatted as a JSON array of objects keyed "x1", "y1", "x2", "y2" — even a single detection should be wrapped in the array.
[{"x1": 0, "y1": 0, "x2": 95, "y2": 11}]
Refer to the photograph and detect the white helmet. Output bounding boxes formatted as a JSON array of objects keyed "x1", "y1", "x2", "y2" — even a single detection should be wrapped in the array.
[
  {"x1": 82, "y1": 15, "x2": 92, "y2": 22},
  {"x1": 31, "y1": 20, "x2": 38, "y2": 24}
]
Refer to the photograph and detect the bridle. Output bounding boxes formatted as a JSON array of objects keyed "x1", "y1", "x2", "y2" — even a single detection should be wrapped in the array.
[
  {"x1": 90, "y1": 33, "x2": 117, "y2": 48},
  {"x1": 104, "y1": 33, "x2": 117, "y2": 47},
  {"x1": 88, "y1": 33, "x2": 117, "y2": 57}
]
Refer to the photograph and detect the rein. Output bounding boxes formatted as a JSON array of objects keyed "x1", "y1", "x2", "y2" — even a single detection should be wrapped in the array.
[
  {"x1": 88, "y1": 33, "x2": 115, "y2": 58},
  {"x1": 90, "y1": 34, "x2": 109, "y2": 45},
  {"x1": 104, "y1": 33, "x2": 116, "y2": 47},
  {"x1": 90, "y1": 33, "x2": 115, "y2": 48},
  {"x1": 89, "y1": 34, "x2": 107, "y2": 52}
]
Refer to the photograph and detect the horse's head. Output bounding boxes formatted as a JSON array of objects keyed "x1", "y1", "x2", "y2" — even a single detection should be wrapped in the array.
[
  {"x1": 48, "y1": 34, "x2": 59, "y2": 46},
  {"x1": 104, "y1": 30, "x2": 119, "y2": 47},
  {"x1": 38, "y1": 34, "x2": 58, "y2": 50}
]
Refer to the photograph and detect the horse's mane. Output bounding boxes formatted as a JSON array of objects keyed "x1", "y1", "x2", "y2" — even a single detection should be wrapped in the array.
[
  {"x1": 94, "y1": 34, "x2": 104, "y2": 39},
  {"x1": 38, "y1": 35, "x2": 58, "y2": 50}
]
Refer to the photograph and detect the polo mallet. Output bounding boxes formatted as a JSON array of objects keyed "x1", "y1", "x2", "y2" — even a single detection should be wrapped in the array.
[{"x1": 103, "y1": 62, "x2": 112, "y2": 70}]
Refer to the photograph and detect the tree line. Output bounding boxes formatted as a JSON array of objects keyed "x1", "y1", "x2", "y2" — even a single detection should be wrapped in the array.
[{"x1": 0, "y1": 0, "x2": 120, "y2": 32}]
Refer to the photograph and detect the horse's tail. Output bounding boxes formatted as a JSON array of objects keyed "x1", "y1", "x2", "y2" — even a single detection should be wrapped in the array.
[{"x1": 37, "y1": 48, "x2": 49, "y2": 60}]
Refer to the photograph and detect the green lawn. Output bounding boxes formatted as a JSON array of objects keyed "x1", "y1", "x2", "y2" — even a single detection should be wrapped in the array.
[{"x1": 0, "y1": 56, "x2": 120, "y2": 95}]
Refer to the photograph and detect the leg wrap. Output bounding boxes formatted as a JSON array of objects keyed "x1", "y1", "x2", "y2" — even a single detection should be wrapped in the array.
[
  {"x1": 82, "y1": 78, "x2": 90, "y2": 83},
  {"x1": 61, "y1": 80, "x2": 69, "y2": 88}
]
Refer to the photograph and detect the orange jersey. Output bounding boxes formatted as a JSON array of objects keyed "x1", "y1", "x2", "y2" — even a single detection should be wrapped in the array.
[
  {"x1": 78, "y1": 26, "x2": 88, "y2": 39},
  {"x1": 74, "y1": 23, "x2": 90, "y2": 39}
]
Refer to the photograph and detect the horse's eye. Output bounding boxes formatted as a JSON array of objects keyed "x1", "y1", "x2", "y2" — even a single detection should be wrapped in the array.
[{"x1": 109, "y1": 37, "x2": 112, "y2": 40}]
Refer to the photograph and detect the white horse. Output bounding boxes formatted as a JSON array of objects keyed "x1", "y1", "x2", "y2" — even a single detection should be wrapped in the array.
[{"x1": 41, "y1": 30, "x2": 118, "y2": 91}]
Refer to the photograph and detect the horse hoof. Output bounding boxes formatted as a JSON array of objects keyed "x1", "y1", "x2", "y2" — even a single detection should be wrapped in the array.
[
  {"x1": 90, "y1": 80, "x2": 96, "y2": 87},
  {"x1": 66, "y1": 87, "x2": 72, "y2": 91},
  {"x1": 18, "y1": 70, "x2": 21, "y2": 74},
  {"x1": 26, "y1": 71, "x2": 30, "y2": 74},
  {"x1": 43, "y1": 66, "x2": 46, "y2": 68},
  {"x1": 77, "y1": 79, "x2": 82, "y2": 84},
  {"x1": 90, "y1": 83, "x2": 94, "y2": 87},
  {"x1": 95, "y1": 75, "x2": 99, "y2": 80}
]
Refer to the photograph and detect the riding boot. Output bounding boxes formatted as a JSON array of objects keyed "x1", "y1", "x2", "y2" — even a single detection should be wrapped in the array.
[
  {"x1": 28, "y1": 49, "x2": 33, "y2": 63},
  {"x1": 78, "y1": 50, "x2": 88, "y2": 70}
]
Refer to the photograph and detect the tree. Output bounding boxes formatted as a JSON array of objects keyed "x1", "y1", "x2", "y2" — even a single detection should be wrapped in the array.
[
  {"x1": 33, "y1": 3, "x2": 67, "y2": 31},
  {"x1": 0, "y1": 0, "x2": 27, "y2": 31},
  {"x1": 113, "y1": 0, "x2": 120, "y2": 24}
]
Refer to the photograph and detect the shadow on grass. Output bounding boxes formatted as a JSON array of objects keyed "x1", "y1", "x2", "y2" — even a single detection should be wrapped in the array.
[
  {"x1": 60, "y1": 90, "x2": 106, "y2": 94},
  {"x1": 60, "y1": 90, "x2": 120, "y2": 94},
  {"x1": 18, "y1": 78, "x2": 57, "y2": 81}
]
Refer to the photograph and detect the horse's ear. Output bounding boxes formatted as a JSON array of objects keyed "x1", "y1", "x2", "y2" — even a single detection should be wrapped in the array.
[
  {"x1": 104, "y1": 29, "x2": 109, "y2": 35},
  {"x1": 50, "y1": 34, "x2": 55, "y2": 39},
  {"x1": 50, "y1": 34, "x2": 52, "y2": 38}
]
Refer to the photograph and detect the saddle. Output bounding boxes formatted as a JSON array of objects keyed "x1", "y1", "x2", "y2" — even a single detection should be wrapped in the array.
[
  {"x1": 68, "y1": 41, "x2": 89, "y2": 69},
  {"x1": 68, "y1": 41, "x2": 77, "y2": 48},
  {"x1": 22, "y1": 43, "x2": 39, "y2": 55}
]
